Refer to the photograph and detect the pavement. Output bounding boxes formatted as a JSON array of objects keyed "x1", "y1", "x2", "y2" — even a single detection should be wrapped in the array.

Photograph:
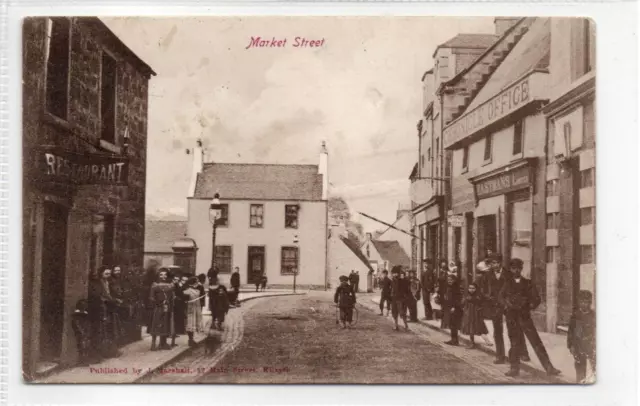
[
  {"x1": 36, "y1": 290, "x2": 306, "y2": 384},
  {"x1": 362, "y1": 291, "x2": 579, "y2": 383}
]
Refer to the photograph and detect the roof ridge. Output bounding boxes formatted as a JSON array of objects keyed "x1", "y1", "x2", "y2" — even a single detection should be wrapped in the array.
[{"x1": 203, "y1": 162, "x2": 318, "y2": 167}]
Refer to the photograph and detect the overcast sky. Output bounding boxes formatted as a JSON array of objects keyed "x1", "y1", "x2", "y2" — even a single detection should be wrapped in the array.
[{"x1": 103, "y1": 16, "x2": 495, "y2": 231}]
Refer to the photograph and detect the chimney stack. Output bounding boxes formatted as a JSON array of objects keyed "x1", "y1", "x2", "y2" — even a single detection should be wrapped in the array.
[
  {"x1": 318, "y1": 141, "x2": 329, "y2": 200},
  {"x1": 494, "y1": 17, "x2": 521, "y2": 37},
  {"x1": 188, "y1": 139, "x2": 205, "y2": 197}
]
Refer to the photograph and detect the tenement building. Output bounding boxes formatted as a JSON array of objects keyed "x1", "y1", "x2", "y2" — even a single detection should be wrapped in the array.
[
  {"x1": 442, "y1": 17, "x2": 550, "y2": 327},
  {"x1": 186, "y1": 142, "x2": 328, "y2": 289},
  {"x1": 541, "y1": 18, "x2": 596, "y2": 333},
  {"x1": 22, "y1": 17, "x2": 155, "y2": 377}
]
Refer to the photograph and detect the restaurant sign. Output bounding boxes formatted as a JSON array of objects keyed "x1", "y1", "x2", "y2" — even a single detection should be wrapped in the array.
[
  {"x1": 33, "y1": 147, "x2": 129, "y2": 185},
  {"x1": 443, "y1": 71, "x2": 546, "y2": 149},
  {"x1": 473, "y1": 164, "x2": 531, "y2": 200}
]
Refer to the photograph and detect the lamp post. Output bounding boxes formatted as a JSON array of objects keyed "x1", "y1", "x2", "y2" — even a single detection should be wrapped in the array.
[
  {"x1": 209, "y1": 193, "x2": 223, "y2": 277},
  {"x1": 292, "y1": 234, "x2": 299, "y2": 293}
]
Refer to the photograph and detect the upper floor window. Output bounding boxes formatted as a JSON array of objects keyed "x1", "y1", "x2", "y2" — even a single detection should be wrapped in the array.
[
  {"x1": 427, "y1": 148, "x2": 432, "y2": 161},
  {"x1": 513, "y1": 120, "x2": 524, "y2": 155},
  {"x1": 250, "y1": 204, "x2": 264, "y2": 228},
  {"x1": 438, "y1": 56, "x2": 450, "y2": 81},
  {"x1": 580, "y1": 168, "x2": 595, "y2": 188},
  {"x1": 484, "y1": 134, "x2": 493, "y2": 162},
  {"x1": 101, "y1": 52, "x2": 117, "y2": 144},
  {"x1": 461, "y1": 146, "x2": 469, "y2": 172},
  {"x1": 546, "y1": 180, "x2": 559, "y2": 196},
  {"x1": 216, "y1": 204, "x2": 229, "y2": 227},
  {"x1": 420, "y1": 154, "x2": 425, "y2": 169},
  {"x1": 285, "y1": 204, "x2": 299, "y2": 229},
  {"x1": 45, "y1": 18, "x2": 71, "y2": 120}
]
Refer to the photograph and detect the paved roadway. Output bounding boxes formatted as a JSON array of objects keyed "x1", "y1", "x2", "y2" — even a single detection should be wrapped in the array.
[{"x1": 142, "y1": 293, "x2": 553, "y2": 384}]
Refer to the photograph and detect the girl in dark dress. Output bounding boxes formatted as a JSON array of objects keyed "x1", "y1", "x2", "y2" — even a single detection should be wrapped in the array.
[
  {"x1": 461, "y1": 282, "x2": 489, "y2": 348},
  {"x1": 437, "y1": 274, "x2": 463, "y2": 346}
]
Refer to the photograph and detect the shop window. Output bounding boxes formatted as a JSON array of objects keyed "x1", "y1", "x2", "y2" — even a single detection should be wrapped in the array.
[
  {"x1": 281, "y1": 246, "x2": 299, "y2": 275},
  {"x1": 580, "y1": 207, "x2": 594, "y2": 226},
  {"x1": 546, "y1": 180, "x2": 559, "y2": 196},
  {"x1": 101, "y1": 52, "x2": 117, "y2": 144},
  {"x1": 285, "y1": 204, "x2": 299, "y2": 229},
  {"x1": 483, "y1": 134, "x2": 493, "y2": 162},
  {"x1": 250, "y1": 204, "x2": 264, "y2": 228},
  {"x1": 461, "y1": 146, "x2": 469, "y2": 172},
  {"x1": 580, "y1": 245, "x2": 595, "y2": 264},
  {"x1": 580, "y1": 168, "x2": 595, "y2": 188},
  {"x1": 513, "y1": 120, "x2": 524, "y2": 155},
  {"x1": 214, "y1": 246, "x2": 232, "y2": 273},
  {"x1": 545, "y1": 247, "x2": 557, "y2": 263},
  {"x1": 45, "y1": 17, "x2": 71, "y2": 120},
  {"x1": 546, "y1": 213, "x2": 559, "y2": 229},
  {"x1": 216, "y1": 204, "x2": 229, "y2": 227}
]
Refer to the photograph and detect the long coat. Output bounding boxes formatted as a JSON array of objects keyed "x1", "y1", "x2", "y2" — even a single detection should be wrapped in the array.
[
  {"x1": 149, "y1": 282, "x2": 175, "y2": 337},
  {"x1": 438, "y1": 281, "x2": 463, "y2": 330},
  {"x1": 183, "y1": 287, "x2": 203, "y2": 333},
  {"x1": 173, "y1": 284, "x2": 187, "y2": 335},
  {"x1": 88, "y1": 278, "x2": 120, "y2": 357},
  {"x1": 461, "y1": 292, "x2": 489, "y2": 335},
  {"x1": 479, "y1": 268, "x2": 513, "y2": 319}
]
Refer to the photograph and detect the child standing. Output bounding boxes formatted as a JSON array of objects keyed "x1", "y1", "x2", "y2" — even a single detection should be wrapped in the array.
[
  {"x1": 71, "y1": 299, "x2": 91, "y2": 365},
  {"x1": 210, "y1": 285, "x2": 230, "y2": 331},
  {"x1": 568, "y1": 290, "x2": 596, "y2": 383},
  {"x1": 461, "y1": 283, "x2": 489, "y2": 348},
  {"x1": 334, "y1": 275, "x2": 357, "y2": 328}
]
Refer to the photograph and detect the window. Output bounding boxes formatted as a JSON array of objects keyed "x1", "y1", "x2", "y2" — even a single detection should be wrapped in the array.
[
  {"x1": 580, "y1": 245, "x2": 595, "y2": 264},
  {"x1": 580, "y1": 168, "x2": 595, "y2": 188},
  {"x1": 546, "y1": 180, "x2": 559, "y2": 196},
  {"x1": 214, "y1": 246, "x2": 232, "y2": 273},
  {"x1": 545, "y1": 247, "x2": 557, "y2": 263},
  {"x1": 281, "y1": 247, "x2": 299, "y2": 275},
  {"x1": 217, "y1": 204, "x2": 229, "y2": 227},
  {"x1": 101, "y1": 52, "x2": 117, "y2": 143},
  {"x1": 438, "y1": 56, "x2": 450, "y2": 81},
  {"x1": 285, "y1": 204, "x2": 299, "y2": 229},
  {"x1": 250, "y1": 204, "x2": 264, "y2": 228},
  {"x1": 428, "y1": 148, "x2": 432, "y2": 161},
  {"x1": 580, "y1": 207, "x2": 594, "y2": 226},
  {"x1": 513, "y1": 120, "x2": 524, "y2": 155},
  {"x1": 45, "y1": 18, "x2": 71, "y2": 119},
  {"x1": 484, "y1": 134, "x2": 493, "y2": 161},
  {"x1": 546, "y1": 213, "x2": 559, "y2": 229},
  {"x1": 462, "y1": 146, "x2": 469, "y2": 171}
]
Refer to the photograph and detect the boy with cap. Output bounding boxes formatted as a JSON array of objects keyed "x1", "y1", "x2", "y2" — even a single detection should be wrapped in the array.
[
  {"x1": 568, "y1": 290, "x2": 596, "y2": 383},
  {"x1": 390, "y1": 266, "x2": 410, "y2": 331},
  {"x1": 378, "y1": 270, "x2": 392, "y2": 316},
  {"x1": 334, "y1": 275, "x2": 357, "y2": 328}
]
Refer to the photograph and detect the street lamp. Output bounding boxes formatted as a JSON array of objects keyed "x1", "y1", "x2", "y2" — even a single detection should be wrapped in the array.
[
  {"x1": 209, "y1": 193, "x2": 223, "y2": 274},
  {"x1": 292, "y1": 234, "x2": 299, "y2": 293}
]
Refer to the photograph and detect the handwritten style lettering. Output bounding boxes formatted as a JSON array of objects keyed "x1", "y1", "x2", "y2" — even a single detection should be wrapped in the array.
[{"x1": 245, "y1": 36, "x2": 326, "y2": 49}]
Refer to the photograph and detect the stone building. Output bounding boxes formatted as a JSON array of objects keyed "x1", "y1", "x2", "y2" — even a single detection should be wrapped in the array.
[{"x1": 22, "y1": 17, "x2": 154, "y2": 378}]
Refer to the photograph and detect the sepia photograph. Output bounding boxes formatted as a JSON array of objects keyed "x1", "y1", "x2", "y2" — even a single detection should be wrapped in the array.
[{"x1": 21, "y1": 15, "x2": 597, "y2": 385}]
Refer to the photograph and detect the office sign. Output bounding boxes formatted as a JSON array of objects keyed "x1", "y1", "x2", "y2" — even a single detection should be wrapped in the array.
[
  {"x1": 33, "y1": 147, "x2": 129, "y2": 185},
  {"x1": 474, "y1": 165, "x2": 531, "y2": 200},
  {"x1": 443, "y1": 71, "x2": 546, "y2": 149}
]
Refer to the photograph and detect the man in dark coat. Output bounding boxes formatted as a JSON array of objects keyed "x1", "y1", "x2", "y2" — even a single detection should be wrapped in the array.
[
  {"x1": 479, "y1": 253, "x2": 529, "y2": 364},
  {"x1": 348, "y1": 270, "x2": 357, "y2": 292},
  {"x1": 334, "y1": 275, "x2": 357, "y2": 328},
  {"x1": 230, "y1": 267, "x2": 241, "y2": 306},
  {"x1": 500, "y1": 258, "x2": 561, "y2": 377},
  {"x1": 378, "y1": 270, "x2": 392, "y2": 316},
  {"x1": 390, "y1": 266, "x2": 410, "y2": 331},
  {"x1": 420, "y1": 259, "x2": 435, "y2": 320},
  {"x1": 407, "y1": 270, "x2": 422, "y2": 322}
]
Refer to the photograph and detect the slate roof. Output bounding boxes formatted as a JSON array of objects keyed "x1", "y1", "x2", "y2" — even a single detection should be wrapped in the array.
[
  {"x1": 371, "y1": 240, "x2": 411, "y2": 268},
  {"x1": 433, "y1": 34, "x2": 499, "y2": 57},
  {"x1": 194, "y1": 163, "x2": 324, "y2": 200},
  {"x1": 339, "y1": 236, "x2": 374, "y2": 272},
  {"x1": 144, "y1": 220, "x2": 187, "y2": 253}
]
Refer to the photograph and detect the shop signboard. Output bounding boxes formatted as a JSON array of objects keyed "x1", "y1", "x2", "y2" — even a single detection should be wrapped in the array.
[
  {"x1": 474, "y1": 165, "x2": 531, "y2": 200},
  {"x1": 443, "y1": 71, "x2": 546, "y2": 149},
  {"x1": 33, "y1": 147, "x2": 129, "y2": 186},
  {"x1": 448, "y1": 215, "x2": 464, "y2": 227}
]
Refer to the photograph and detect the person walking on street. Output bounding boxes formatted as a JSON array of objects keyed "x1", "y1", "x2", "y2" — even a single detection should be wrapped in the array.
[
  {"x1": 500, "y1": 258, "x2": 561, "y2": 377},
  {"x1": 230, "y1": 267, "x2": 241, "y2": 306},
  {"x1": 210, "y1": 285, "x2": 230, "y2": 331},
  {"x1": 390, "y1": 266, "x2": 410, "y2": 331},
  {"x1": 567, "y1": 290, "x2": 596, "y2": 383},
  {"x1": 437, "y1": 274, "x2": 463, "y2": 346},
  {"x1": 479, "y1": 253, "x2": 530, "y2": 364},
  {"x1": 334, "y1": 275, "x2": 357, "y2": 328},
  {"x1": 378, "y1": 270, "x2": 392, "y2": 316},
  {"x1": 407, "y1": 270, "x2": 421, "y2": 322},
  {"x1": 420, "y1": 260, "x2": 435, "y2": 320}
]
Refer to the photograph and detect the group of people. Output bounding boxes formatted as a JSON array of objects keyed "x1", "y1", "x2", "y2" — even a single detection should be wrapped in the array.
[{"x1": 376, "y1": 253, "x2": 596, "y2": 381}]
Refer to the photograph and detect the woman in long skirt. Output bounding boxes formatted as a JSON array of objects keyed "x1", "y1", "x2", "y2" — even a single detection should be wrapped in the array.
[
  {"x1": 149, "y1": 268, "x2": 175, "y2": 351},
  {"x1": 461, "y1": 282, "x2": 489, "y2": 348},
  {"x1": 182, "y1": 277, "x2": 204, "y2": 346}
]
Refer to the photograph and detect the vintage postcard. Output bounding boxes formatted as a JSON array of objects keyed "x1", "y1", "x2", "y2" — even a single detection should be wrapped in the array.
[{"x1": 22, "y1": 16, "x2": 596, "y2": 384}]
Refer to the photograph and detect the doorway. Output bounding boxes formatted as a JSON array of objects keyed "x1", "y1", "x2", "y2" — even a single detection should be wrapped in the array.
[
  {"x1": 247, "y1": 246, "x2": 265, "y2": 285},
  {"x1": 477, "y1": 214, "x2": 497, "y2": 264},
  {"x1": 39, "y1": 202, "x2": 68, "y2": 362},
  {"x1": 507, "y1": 194, "x2": 532, "y2": 278}
]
